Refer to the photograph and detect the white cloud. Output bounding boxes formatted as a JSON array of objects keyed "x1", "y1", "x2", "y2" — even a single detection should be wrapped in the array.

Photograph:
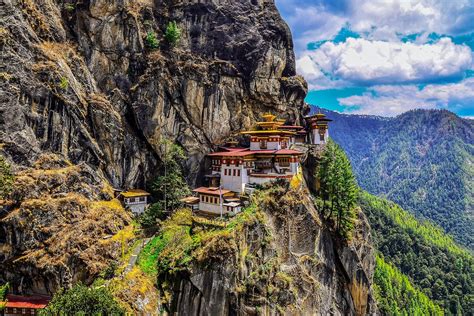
[
  {"x1": 285, "y1": 5, "x2": 347, "y2": 52},
  {"x1": 337, "y1": 78, "x2": 474, "y2": 116},
  {"x1": 297, "y1": 37, "x2": 472, "y2": 86},
  {"x1": 277, "y1": 0, "x2": 474, "y2": 50}
]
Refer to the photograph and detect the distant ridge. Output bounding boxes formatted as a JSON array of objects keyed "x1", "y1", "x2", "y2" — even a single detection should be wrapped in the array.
[{"x1": 311, "y1": 105, "x2": 474, "y2": 250}]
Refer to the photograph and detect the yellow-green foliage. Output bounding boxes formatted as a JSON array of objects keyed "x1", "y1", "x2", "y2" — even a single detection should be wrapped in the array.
[
  {"x1": 138, "y1": 206, "x2": 260, "y2": 276},
  {"x1": 109, "y1": 266, "x2": 159, "y2": 314},
  {"x1": 0, "y1": 155, "x2": 14, "y2": 199},
  {"x1": 374, "y1": 254, "x2": 443, "y2": 315}
]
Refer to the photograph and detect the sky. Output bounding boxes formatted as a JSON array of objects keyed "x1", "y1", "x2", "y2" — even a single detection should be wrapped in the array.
[{"x1": 275, "y1": 0, "x2": 474, "y2": 117}]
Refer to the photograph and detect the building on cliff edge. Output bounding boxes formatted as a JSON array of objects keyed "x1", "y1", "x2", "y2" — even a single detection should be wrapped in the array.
[{"x1": 182, "y1": 112, "x2": 332, "y2": 217}]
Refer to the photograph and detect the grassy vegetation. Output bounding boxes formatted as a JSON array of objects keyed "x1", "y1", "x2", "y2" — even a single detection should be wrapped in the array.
[{"x1": 137, "y1": 206, "x2": 260, "y2": 276}]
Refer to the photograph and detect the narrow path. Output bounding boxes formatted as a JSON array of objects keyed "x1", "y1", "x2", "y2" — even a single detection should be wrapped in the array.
[{"x1": 124, "y1": 237, "x2": 151, "y2": 274}]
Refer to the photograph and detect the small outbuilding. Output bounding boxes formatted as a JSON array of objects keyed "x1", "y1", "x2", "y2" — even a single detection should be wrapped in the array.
[
  {"x1": 1, "y1": 294, "x2": 50, "y2": 315},
  {"x1": 119, "y1": 189, "x2": 150, "y2": 215}
]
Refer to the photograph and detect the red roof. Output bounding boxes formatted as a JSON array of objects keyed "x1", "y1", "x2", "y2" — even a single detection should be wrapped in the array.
[
  {"x1": 207, "y1": 150, "x2": 253, "y2": 157},
  {"x1": 219, "y1": 147, "x2": 248, "y2": 152},
  {"x1": 251, "y1": 150, "x2": 278, "y2": 154},
  {"x1": 3, "y1": 294, "x2": 50, "y2": 309},
  {"x1": 193, "y1": 187, "x2": 232, "y2": 195}
]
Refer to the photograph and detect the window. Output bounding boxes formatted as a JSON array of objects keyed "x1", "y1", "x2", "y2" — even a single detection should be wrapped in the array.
[
  {"x1": 320, "y1": 134, "x2": 325, "y2": 141},
  {"x1": 237, "y1": 170, "x2": 241, "y2": 176},
  {"x1": 281, "y1": 141, "x2": 287, "y2": 149},
  {"x1": 201, "y1": 195, "x2": 204, "y2": 202},
  {"x1": 260, "y1": 139, "x2": 267, "y2": 149},
  {"x1": 129, "y1": 197, "x2": 135, "y2": 203},
  {"x1": 139, "y1": 197, "x2": 145, "y2": 202},
  {"x1": 233, "y1": 169, "x2": 236, "y2": 176}
]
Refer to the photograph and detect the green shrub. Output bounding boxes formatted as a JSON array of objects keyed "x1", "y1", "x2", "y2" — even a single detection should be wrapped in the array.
[
  {"x1": 59, "y1": 77, "x2": 68, "y2": 90},
  {"x1": 145, "y1": 31, "x2": 159, "y2": 49},
  {"x1": 165, "y1": 21, "x2": 181, "y2": 46},
  {"x1": 0, "y1": 282, "x2": 9, "y2": 300},
  {"x1": 0, "y1": 156, "x2": 13, "y2": 199},
  {"x1": 39, "y1": 283, "x2": 124, "y2": 315},
  {"x1": 64, "y1": 3, "x2": 75, "y2": 12}
]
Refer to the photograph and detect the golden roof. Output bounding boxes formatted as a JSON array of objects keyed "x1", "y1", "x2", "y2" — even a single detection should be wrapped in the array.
[
  {"x1": 120, "y1": 189, "x2": 150, "y2": 197},
  {"x1": 240, "y1": 130, "x2": 296, "y2": 135},
  {"x1": 262, "y1": 113, "x2": 277, "y2": 122}
]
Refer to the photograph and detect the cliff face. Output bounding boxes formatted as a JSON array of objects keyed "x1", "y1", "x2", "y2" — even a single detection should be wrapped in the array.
[
  {"x1": 1, "y1": 1, "x2": 376, "y2": 313},
  {"x1": 0, "y1": 154, "x2": 131, "y2": 294},
  {"x1": 158, "y1": 179, "x2": 376, "y2": 315},
  {"x1": 0, "y1": 0, "x2": 307, "y2": 188}
]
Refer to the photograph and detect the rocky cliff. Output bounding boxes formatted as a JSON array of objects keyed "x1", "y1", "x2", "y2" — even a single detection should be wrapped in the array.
[
  {"x1": 0, "y1": 1, "x2": 376, "y2": 314},
  {"x1": 154, "y1": 178, "x2": 376, "y2": 315},
  {"x1": 0, "y1": 0, "x2": 307, "y2": 188},
  {"x1": 0, "y1": 153, "x2": 131, "y2": 294}
]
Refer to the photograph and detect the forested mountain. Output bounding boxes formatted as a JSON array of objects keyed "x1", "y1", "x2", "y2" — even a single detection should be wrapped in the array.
[
  {"x1": 360, "y1": 192, "x2": 473, "y2": 315},
  {"x1": 317, "y1": 107, "x2": 474, "y2": 250}
]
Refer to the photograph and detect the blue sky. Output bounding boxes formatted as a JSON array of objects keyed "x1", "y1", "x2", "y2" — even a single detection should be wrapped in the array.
[{"x1": 275, "y1": 0, "x2": 474, "y2": 117}]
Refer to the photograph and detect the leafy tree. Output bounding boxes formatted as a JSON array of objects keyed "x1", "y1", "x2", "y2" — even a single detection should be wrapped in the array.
[
  {"x1": 165, "y1": 21, "x2": 181, "y2": 46},
  {"x1": 316, "y1": 140, "x2": 358, "y2": 239},
  {"x1": 0, "y1": 155, "x2": 14, "y2": 199},
  {"x1": 39, "y1": 283, "x2": 124, "y2": 315},
  {"x1": 140, "y1": 139, "x2": 190, "y2": 227},
  {"x1": 145, "y1": 31, "x2": 159, "y2": 49}
]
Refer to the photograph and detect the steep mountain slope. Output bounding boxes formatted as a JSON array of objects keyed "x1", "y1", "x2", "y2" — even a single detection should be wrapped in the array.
[
  {"x1": 0, "y1": 0, "x2": 306, "y2": 297},
  {"x1": 139, "y1": 179, "x2": 377, "y2": 315},
  {"x1": 317, "y1": 107, "x2": 474, "y2": 249},
  {"x1": 0, "y1": 154, "x2": 132, "y2": 294},
  {"x1": 0, "y1": 0, "x2": 307, "y2": 188},
  {"x1": 359, "y1": 192, "x2": 473, "y2": 314}
]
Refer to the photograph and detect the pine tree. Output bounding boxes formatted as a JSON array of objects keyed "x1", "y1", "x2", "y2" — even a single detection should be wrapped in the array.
[
  {"x1": 165, "y1": 21, "x2": 181, "y2": 46},
  {"x1": 317, "y1": 140, "x2": 358, "y2": 239}
]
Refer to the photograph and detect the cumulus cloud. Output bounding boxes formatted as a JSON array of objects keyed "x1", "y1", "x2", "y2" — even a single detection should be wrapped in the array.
[
  {"x1": 276, "y1": 0, "x2": 474, "y2": 116},
  {"x1": 277, "y1": 0, "x2": 474, "y2": 50},
  {"x1": 337, "y1": 78, "x2": 474, "y2": 116},
  {"x1": 297, "y1": 37, "x2": 472, "y2": 86}
]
